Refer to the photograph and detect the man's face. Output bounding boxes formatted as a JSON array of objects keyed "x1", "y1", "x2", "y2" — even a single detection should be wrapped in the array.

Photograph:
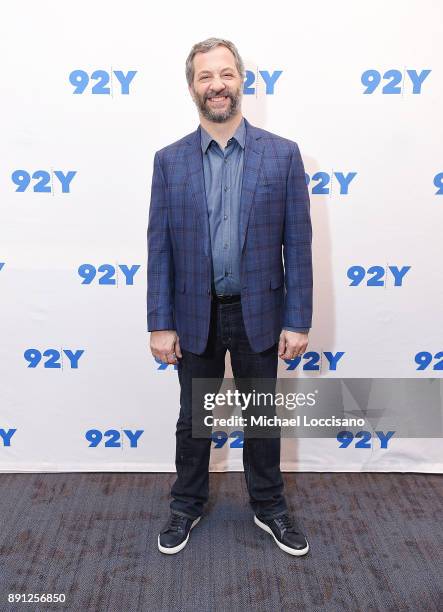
[{"x1": 189, "y1": 45, "x2": 243, "y2": 123}]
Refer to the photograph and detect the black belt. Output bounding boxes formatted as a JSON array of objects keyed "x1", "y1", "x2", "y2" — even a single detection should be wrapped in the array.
[{"x1": 212, "y1": 293, "x2": 241, "y2": 304}]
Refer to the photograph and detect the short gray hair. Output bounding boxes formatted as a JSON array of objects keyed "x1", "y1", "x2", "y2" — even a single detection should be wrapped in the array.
[{"x1": 185, "y1": 37, "x2": 245, "y2": 87}]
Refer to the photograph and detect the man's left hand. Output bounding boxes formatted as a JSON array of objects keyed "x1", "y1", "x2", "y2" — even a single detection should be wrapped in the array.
[{"x1": 278, "y1": 330, "x2": 308, "y2": 360}]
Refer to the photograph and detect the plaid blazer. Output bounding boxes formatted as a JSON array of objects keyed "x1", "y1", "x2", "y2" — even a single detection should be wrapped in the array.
[{"x1": 147, "y1": 117, "x2": 313, "y2": 354}]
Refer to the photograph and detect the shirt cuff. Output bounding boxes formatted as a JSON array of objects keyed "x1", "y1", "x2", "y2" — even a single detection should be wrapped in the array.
[{"x1": 283, "y1": 326, "x2": 310, "y2": 333}]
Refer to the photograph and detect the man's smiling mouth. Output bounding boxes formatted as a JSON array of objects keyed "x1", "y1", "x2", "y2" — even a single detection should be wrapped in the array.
[{"x1": 207, "y1": 95, "x2": 229, "y2": 102}]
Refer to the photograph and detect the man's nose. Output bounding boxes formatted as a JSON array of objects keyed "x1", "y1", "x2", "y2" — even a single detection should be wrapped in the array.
[{"x1": 210, "y1": 78, "x2": 225, "y2": 92}]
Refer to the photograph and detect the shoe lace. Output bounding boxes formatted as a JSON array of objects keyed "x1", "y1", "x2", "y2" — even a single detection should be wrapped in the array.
[
  {"x1": 275, "y1": 514, "x2": 300, "y2": 534},
  {"x1": 167, "y1": 513, "x2": 186, "y2": 532}
]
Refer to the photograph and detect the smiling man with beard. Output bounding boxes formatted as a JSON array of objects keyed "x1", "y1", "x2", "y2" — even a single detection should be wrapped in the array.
[
  {"x1": 147, "y1": 38, "x2": 313, "y2": 556},
  {"x1": 189, "y1": 46, "x2": 242, "y2": 125}
]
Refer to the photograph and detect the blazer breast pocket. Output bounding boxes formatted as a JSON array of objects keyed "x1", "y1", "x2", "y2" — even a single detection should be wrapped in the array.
[
  {"x1": 256, "y1": 178, "x2": 281, "y2": 188},
  {"x1": 255, "y1": 179, "x2": 285, "y2": 200}
]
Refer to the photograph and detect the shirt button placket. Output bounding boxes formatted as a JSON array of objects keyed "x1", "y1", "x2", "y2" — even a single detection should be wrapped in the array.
[{"x1": 223, "y1": 156, "x2": 230, "y2": 290}]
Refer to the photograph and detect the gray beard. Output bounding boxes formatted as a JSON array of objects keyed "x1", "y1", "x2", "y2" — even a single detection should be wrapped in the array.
[{"x1": 194, "y1": 88, "x2": 242, "y2": 123}]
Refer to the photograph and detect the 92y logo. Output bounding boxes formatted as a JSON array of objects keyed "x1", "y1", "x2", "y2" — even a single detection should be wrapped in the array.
[
  {"x1": 70, "y1": 70, "x2": 137, "y2": 95},
  {"x1": 361, "y1": 69, "x2": 431, "y2": 94},
  {"x1": 244, "y1": 70, "x2": 282, "y2": 95},
  {"x1": 434, "y1": 173, "x2": 443, "y2": 194},
  {"x1": 78, "y1": 264, "x2": 140, "y2": 285},
  {"x1": 284, "y1": 351, "x2": 345, "y2": 372},
  {"x1": 12, "y1": 170, "x2": 76, "y2": 193},
  {"x1": 337, "y1": 430, "x2": 395, "y2": 449},
  {"x1": 0, "y1": 429, "x2": 17, "y2": 447},
  {"x1": 415, "y1": 352, "x2": 443, "y2": 371},
  {"x1": 24, "y1": 349, "x2": 84, "y2": 369},
  {"x1": 306, "y1": 172, "x2": 357, "y2": 196},
  {"x1": 347, "y1": 266, "x2": 410, "y2": 287},
  {"x1": 85, "y1": 429, "x2": 144, "y2": 448}
]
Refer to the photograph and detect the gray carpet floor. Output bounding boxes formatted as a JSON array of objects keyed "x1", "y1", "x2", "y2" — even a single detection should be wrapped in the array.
[{"x1": 0, "y1": 472, "x2": 442, "y2": 611}]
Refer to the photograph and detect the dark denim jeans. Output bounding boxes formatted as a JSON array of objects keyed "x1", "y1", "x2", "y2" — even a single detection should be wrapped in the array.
[{"x1": 170, "y1": 297, "x2": 288, "y2": 521}]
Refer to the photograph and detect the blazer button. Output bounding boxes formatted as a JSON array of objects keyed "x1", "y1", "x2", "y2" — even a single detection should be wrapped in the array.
[{"x1": 207, "y1": 289, "x2": 211, "y2": 295}]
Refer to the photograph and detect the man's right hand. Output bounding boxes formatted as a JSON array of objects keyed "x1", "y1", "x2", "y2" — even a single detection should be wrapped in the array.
[{"x1": 149, "y1": 330, "x2": 182, "y2": 365}]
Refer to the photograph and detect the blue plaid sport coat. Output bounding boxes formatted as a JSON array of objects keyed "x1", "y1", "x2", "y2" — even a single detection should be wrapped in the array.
[{"x1": 147, "y1": 117, "x2": 313, "y2": 354}]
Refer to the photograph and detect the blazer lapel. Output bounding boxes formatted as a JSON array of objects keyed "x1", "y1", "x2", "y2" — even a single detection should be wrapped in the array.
[
  {"x1": 184, "y1": 126, "x2": 211, "y2": 257},
  {"x1": 184, "y1": 117, "x2": 264, "y2": 258},
  {"x1": 240, "y1": 118, "x2": 264, "y2": 253}
]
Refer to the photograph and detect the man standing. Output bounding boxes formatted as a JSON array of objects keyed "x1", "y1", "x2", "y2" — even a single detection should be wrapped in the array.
[{"x1": 147, "y1": 38, "x2": 313, "y2": 555}]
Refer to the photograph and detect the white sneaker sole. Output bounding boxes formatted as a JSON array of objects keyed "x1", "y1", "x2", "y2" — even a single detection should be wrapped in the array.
[
  {"x1": 254, "y1": 515, "x2": 309, "y2": 556},
  {"x1": 158, "y1": 516, "x2": 201, "y2": 555}
]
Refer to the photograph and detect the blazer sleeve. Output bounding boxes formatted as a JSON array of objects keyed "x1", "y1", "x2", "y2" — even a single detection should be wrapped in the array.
[
  {"x1": 282, "y1": 142, "x2": 313, "y2": 329},
  {"x1": 147, "y1": 151, "x2": 175, "y2": 331}
]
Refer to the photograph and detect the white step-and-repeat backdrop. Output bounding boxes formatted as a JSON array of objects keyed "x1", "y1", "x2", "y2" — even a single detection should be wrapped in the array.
[{"x1": 1, "y1": 1, "x2": 442, "y2": 472}]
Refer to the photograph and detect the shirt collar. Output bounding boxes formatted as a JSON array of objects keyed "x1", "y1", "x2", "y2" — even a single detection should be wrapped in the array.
[{"x1": 200, "y1": 116, "x2": 246, "y2": 153}]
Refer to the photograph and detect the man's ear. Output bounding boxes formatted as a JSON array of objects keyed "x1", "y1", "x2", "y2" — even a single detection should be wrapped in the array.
[{"x1": 188, "y1": 84, "x2": 194, "y2": 100}]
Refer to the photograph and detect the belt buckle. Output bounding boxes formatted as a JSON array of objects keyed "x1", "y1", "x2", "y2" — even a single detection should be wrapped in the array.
[{"x1": 216, "y1": 293, "x2": 238, "y2": 304}]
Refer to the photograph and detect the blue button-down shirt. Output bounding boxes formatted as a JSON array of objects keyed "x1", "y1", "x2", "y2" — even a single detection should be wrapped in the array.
[
  {"x1": 200, "y1": 117, "x2": 308, "y2": 334},
  {"x1": 201, "y1": 118, "x2": 245, "y2": 296}
]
